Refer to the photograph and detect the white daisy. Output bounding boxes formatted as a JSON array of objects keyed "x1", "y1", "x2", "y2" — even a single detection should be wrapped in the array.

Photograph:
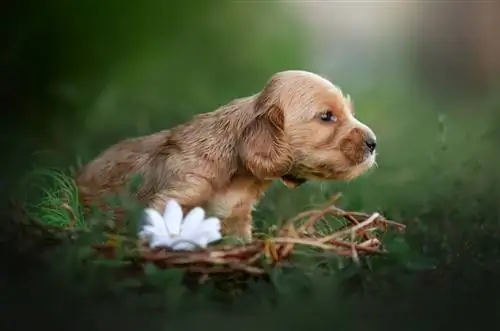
[{"x1": 138, "y1": 199, "x2": 222, "y2": 251}]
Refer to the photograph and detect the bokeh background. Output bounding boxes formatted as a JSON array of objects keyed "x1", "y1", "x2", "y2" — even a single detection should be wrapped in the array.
[{"x1": 2, "y1": 1, "x2": 500, "y2": 330}]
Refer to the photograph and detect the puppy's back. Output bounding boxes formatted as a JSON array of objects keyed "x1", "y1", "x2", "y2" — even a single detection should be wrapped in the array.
[
  {"x1": 76, "y1": 95, "x2": 256, "y2": 220},
  {"x1": 76, "y1": 130, "x2": 172, "y2": 208}
]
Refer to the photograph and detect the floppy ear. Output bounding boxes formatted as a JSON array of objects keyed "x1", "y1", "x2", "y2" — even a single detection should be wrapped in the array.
[{"x1": 238, "y1": 104, "x2": 293, "y2": 180}]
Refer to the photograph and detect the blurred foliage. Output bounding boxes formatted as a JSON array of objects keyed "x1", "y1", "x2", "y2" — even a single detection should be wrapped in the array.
[{"x1": 2, "y1": 0, "x2": 308, "y2": 167}]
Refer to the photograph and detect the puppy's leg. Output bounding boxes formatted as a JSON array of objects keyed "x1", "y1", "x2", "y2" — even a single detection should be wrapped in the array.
[
  {"x1": 221, "y1": 203, "x2": 253, "y2": 242},
  {"x1": 147, "y1": 175, "x2": 214, "y2": 215}
]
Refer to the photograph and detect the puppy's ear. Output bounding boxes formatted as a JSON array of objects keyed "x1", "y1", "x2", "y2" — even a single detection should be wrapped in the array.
[{"x1": 239, "y1": 104, "x2": 293, "y2": 179}]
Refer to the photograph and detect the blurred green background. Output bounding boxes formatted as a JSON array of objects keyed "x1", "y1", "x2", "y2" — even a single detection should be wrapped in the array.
[{"x1": 2, "y1": 1, "x2": 500, "y2": 330}]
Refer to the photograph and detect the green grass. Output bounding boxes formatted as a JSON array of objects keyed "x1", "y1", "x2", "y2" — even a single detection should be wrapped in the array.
[
  {"x1": 21, "y1": 168, "x2": 86, "y2": 230},
  {"x1": 16, "y1": 166, "x2": 421, "y2": 300}
]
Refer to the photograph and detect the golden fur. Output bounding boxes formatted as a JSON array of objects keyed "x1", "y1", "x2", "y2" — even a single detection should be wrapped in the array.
[{"x1": 76, "y1": 70, "x2": 377, "y2": 241}]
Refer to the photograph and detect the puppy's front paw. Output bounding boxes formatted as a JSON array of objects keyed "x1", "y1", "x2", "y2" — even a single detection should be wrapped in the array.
[{"x1": 221, "y1": 218, "x2": 253, "y2": 243}]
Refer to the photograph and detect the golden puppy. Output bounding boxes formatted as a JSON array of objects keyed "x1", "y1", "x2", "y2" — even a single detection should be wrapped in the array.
[{"x1": 76, "y1": 70, "x2": 377, "y2": 241}]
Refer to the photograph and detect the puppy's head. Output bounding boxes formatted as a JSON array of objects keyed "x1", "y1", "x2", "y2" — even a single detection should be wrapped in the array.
[{"x1": 239, "y1": 70, "x2": 377, "y2": 186}]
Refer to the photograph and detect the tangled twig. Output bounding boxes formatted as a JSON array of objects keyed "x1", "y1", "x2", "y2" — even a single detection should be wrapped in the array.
[
  {"x1": 13, "y1": 193, "x2": 405, "y2": 280},
  {"x1": 91, "y1": 194, "x2": 405, "y2": 278}
]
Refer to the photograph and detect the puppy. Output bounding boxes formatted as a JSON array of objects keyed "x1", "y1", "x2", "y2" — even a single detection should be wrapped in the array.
[{"x1": 76, "y1": 70, "x2": 377, "y2": 241}]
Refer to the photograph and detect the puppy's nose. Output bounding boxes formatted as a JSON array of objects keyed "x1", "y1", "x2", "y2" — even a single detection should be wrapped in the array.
[{"x1": 365, "y1": 136, "x2": 377, "y2": 154}]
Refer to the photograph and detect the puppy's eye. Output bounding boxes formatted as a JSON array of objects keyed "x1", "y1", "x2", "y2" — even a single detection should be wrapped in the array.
[{"x1": 320, "y1": 111, "x2": 336, "y2": 122}]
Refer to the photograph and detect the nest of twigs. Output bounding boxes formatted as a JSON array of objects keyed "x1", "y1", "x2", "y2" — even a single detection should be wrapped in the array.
[
  {"x1": 7, "y1": 192, "x2": 405, "y2": 284},
  {"x1": 90, "y1": 194, "x2": 405, "y2": 279}
]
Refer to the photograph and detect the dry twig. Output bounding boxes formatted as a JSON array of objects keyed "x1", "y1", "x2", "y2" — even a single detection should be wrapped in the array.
[
  {"x1": 91, "y1": 194, "x2": 405, "y2": 278},
  {"x1": 17, "y1": 193, "x2": 405, "y2": 280}
]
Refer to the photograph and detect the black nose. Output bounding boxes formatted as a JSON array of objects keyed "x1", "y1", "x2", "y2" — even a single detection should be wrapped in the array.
[{"x1": 365, "y1": 137, "x2": 377, "y2": 154}]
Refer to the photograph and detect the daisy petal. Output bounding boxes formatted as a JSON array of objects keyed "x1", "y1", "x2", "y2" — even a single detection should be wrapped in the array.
[
  {"x1": 199, "y1": 217, "x2": 221, "y2": 233},
  {"x1": 175, "y1": 233, "x2": 208, "y2": 250},
  {"x1": 150, "y1": 236, "x2": 173, "y2": 249},
  {"x1": 203, "y1": 230, "x2": 222, "y2": 244},
  {"x1": 169, "y1": 238, "x2": 197, "y2": 251},
  {"x1": 163, "y1": 199, "x2": 183, "y2": 236},
  {"x1": 143, "y1": 208, "x2": 167, "y2": 232},
  {"x1": 193, "y1": 234, "x2": 209, "y2": 249},
  {"x1": 180, "y1": 207, "x2": 205, "y2": 237},
  {"x1": 138, "y1": 225, "x2": 157, "y2": 240}
]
